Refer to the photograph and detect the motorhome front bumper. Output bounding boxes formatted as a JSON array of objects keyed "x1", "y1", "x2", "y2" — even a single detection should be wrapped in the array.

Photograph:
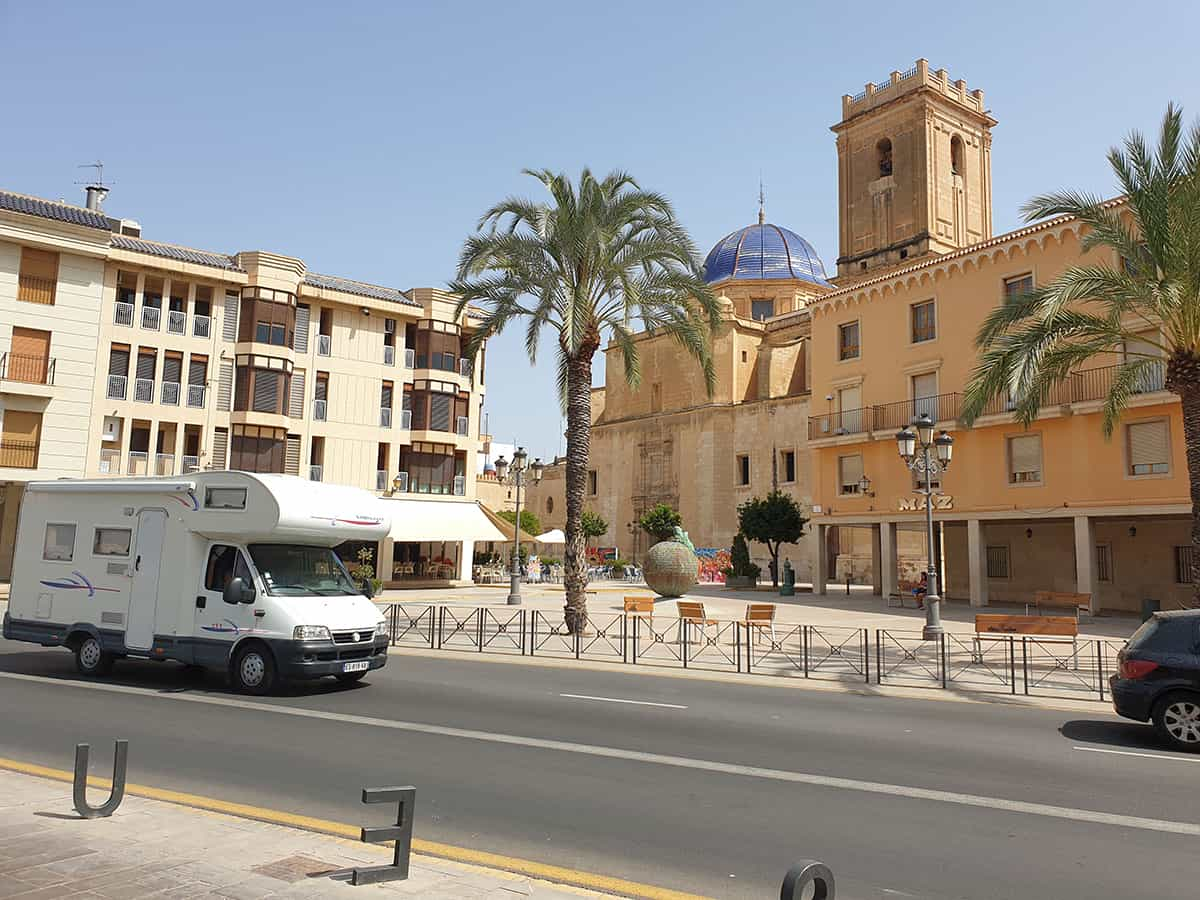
[{"x1": 268, "y1": 636, "x2": 389, "y2": 679}]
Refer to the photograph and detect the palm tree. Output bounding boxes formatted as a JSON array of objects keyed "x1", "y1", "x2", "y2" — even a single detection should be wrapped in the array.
[
  {"x1": 962, "y1": 105, "x2": 1200, "y2": 603},
  {"x1": 452, "y1": 169, "x2": 720, "y2": 630}
]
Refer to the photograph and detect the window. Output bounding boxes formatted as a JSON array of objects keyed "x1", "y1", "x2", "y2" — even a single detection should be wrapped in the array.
[
  {"x1": 398, "y1": 443, "x2": 465, "y2": 494},
  {"x1": 204, "y1": 544, "x2": 252, "y2": 592},
  {"x1": 781, "y1": 450, "x2": 796, "y2": 484},
  {"x1": 93, "y1": 527, "x2": 132, "y2": 557},
  {"x1": 230, "y1": 425, "x2": 286, "y2": 473},
  {"x1": 740, "y1": 350, "x2": 748, "y2": 363},
  {"x1": 838, "y1": 322, "x2": 860, "y2": 360},
  {"x1": 588, "y1": 470, "x2": 597, "y2": 496},
  {"x1": 876, "y1": 138, "x2": 893, "y2": 177},
  {"x1": 751, "y1": 299, "x2": 775, "y2": 321},
  {"x1": 254, "y1": 321, "x2": 286, "y2": 346},
  {"x1": 650, "y1": 383, "x2": 662, "y2": 412},
  {"x1": 838, "y1": 454, "x2": 863, "y2": 495},
  {"x1": 911, "y1": 372, "x2": 938, "y2": 421},
  {"x1": 1175, "y1": 546, "x2": 1194, "y2": 585},
  {"x1": 546, "y1": 496, "x2": 555, "y2": 515},
  {"x1": 837, "y1": 385, "x2": 863, "y2": 433},
  {"x1": 1008, "y1": 434, "x2": 1042, "y2": 484},
  {"x1": 736, "y1": 454, "x2": 750, "y2": 486},
  {"x1": 205, "y1": 487, "x2": 247, "y2": 510},
  {"x1": 986, "y1": 545, "x2": 1010, "y2": 579},
  {"x1": 1004, "y1": 273, "x2": 1034, "y2": 298},
  {"x1": 42, "y1": 523, "x2": 75, "y2": 561},
  {"x1": 412, "y1": 320, "x2": 462, "y2": 371},
  {"x1": 950, "y1": 135, "x2": 964, "y2": 176},
  {"x1": 18, "y1": 247, "x2": 58, "y2": 305},
  {"x1": 238, "y1": 287, "x2": 295, "y2": 345},
  {"x1": 911, "y1": 300, "x2": 936, "y2": 343},
  {"x1": 1128, "y1": 420, "x2": 1169, "y2": 475},
  {"x1": 1096, "y1": 544, "x2": 1113, "y2": 582}
]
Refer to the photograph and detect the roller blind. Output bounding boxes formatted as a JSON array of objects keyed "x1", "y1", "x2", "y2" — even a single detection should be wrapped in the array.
[
  {"x1": 381, "y1": 382, "x2": 393, "y2": 408},
  {"x1": 1008, "y1": 435, "x2": 1041, "y2": 482},
  {"x1": 285, "y1": 434, "x2": 301, "y2": 476},
  {"x1": 912, "y1": 372, "x2": 937, "y2": 399},
  {"x1": 188, "y1": 357, "x2": 207, "y2": 385},
  {"x1": 210, "y1": 428, "x2": 228, "y2": 470},
  {"x1": 1129, "y1": 421, "x2": 1169, "y2": 471},
  {"x1": 221, "y1": 291, "x2": 239, "y2": 342},
  {"x1": 135, "y1": 352, "x2": 156, "y2": 380},
  {"x1": 216, "y1": 360, "x2": 234, "y2": 411},
  {"x1": 108, "y1": 346, "x2": 129, "y2": 377},
  {"x1": 253, "y1": 370, "x2": 279, "y2": 413},
  {"x1": 289, "y1": 370, "x2": 306, "y2": 418},
  {"x1": 162, "y1": 355, "x2": 182, "y2": 384},
  {"x1": 293, "y1": 304, "x2": 310, "y2": 353},
  {"x1": 838, "y1": 454, "x2": 863, "y2": 489},
  {"x1": 430, "y1": 393, "x2": 451, "y2": 431}
]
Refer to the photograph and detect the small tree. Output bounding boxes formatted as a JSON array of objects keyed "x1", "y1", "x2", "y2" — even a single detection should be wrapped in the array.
[
  {"x1": 639, "y1": 503, "x2": 682, "y2": 543},
  {"x1": 497, "y1": 508, "x2": 542, "y2": 538},
  {"x1": 737, "y1": 491, "x2": 807, "y2": 587},
  {"x1": 581, "y1": 510, "x2": 608, "y2": 544},
  {"x1": 723, "y1": 532, "x2": 761, "y2": 580}
]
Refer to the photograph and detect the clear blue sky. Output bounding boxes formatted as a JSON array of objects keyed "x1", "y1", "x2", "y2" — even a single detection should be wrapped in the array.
[{"x1": 2, "y1": 0, "x2": 1197, "y2": 461}]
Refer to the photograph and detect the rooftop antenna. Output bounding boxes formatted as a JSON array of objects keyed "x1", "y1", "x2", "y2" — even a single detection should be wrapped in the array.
[
  {"x1": 76, "y1": 161, "x2": 113, "y2": 211},
  {"x1": 758, "y1": 175, "x2": 766, "y2": 225}
]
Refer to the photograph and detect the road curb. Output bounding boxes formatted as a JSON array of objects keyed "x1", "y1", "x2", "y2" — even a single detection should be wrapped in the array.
[{"x1": 0, "y1": 755, "x2": 709, "y2": 900}]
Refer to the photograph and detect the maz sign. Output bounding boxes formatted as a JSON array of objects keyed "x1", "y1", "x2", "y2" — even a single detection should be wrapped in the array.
[{"x1": 898, "y1": 495, "x2": 953, "y2": 511}]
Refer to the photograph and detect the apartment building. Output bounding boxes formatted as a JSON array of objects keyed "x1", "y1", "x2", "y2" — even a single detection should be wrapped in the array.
[{"x1": 0, "y1": 186, "x2": 499, "y2": 585}]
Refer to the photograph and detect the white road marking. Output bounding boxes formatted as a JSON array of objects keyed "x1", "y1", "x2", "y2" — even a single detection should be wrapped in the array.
[
  {"x1": 1074, "y1": 745, "x2": 1200, "y2": 763},
  {"x1": 559, "y1": 693, "x2": 687, "y2": 709},
  {"x1": 3, "y1": 670, "x2": 1200, "y2": 837}
]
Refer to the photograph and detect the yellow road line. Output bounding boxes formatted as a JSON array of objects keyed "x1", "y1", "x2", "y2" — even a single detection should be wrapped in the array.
[{"x1": 0, "y1": 755, "x2": 709, "y2": 900}]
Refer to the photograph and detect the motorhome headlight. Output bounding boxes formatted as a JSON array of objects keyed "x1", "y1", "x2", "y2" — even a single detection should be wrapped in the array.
[
  {"x1": 375, "y1": 620, "x2": 388, "y2": 638},
  {"x1": 293, "y1": 625, "x2": 332, "y2": 641}
]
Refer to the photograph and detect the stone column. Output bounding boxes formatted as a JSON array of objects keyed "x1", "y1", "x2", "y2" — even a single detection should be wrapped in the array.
[
  {"x1": 812, "y1": 524, "x2": 828, "y2": 595},
  {"x1": 377, "y1": 537, "x2": 395, "y2": 587},
  {"x1": 1074, "y1": 515, "x2": 1097, "y2": 614},
  {"x1": 870, "y1": 524, "x2": 883, "y2": 595},
  {"x1": 457, "y1": 540, "x2": 475, "y2": 584},
  {"x1": 967, "y1": 518, "x2": 988, "y2": 608},
  {"x1": 880, "y1": 520, "x2": 897, "y2": 599}
]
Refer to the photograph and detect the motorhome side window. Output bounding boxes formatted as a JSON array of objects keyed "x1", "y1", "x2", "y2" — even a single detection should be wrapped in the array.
[
  {"x1": 93, "y1": 527, "x2": 132, "y2": 557},
  {"x1": 204, "y1": 545, "x2": 251, "y2": 592},
  {"x1": 204, "y1": 487, "x2": 247, "y2": 510},
  {"x1": 42, "y1": 523, "x2": 76, "y2": 562}
]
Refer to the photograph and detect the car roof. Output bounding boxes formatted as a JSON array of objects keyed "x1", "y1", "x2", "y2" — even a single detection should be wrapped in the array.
[{"x1": 1152, "y1": 609, "x2": 1200, "y2": 620}]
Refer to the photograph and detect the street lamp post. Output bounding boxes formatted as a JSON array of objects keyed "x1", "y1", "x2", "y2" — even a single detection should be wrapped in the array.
[
  {"x1": 493, "y1": 447, "x2": 545, "y2": 605},
  {"x1": 895, "y1": 413, "x2": 955, "y2": 640}
]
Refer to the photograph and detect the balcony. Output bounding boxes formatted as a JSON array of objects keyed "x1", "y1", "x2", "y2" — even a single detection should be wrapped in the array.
[
  {"x1": 106, "y1": 374, "x2": 128, "y2": 400},
  {"x1": 380, "y1": 407, "x2": 392, "y2": 428},
  {"x1": 0, "y1": 353, "x2": 55, "y2": 385},
  {"x1": 181, "y1": 455, "x2": 200, "y2": 474},
  {"x1": 0, "y1": 439, "x2": 38, "y2": 469},
  {"x1": 384, "y1": 345, "x2": 395, "y2": 366},
  {"x1": 193, "y1": 315, "x2": 211, "y2": 339},
  {"x1": 114, "y1": 302, "x2": 134, "y2": 327},
  {"x1": 134, "y1": 378, "x2": 154, "y2": 403},
  {"x1": 98, "y1": 448, "x2": 121, "y2": 475},
  {"x1": 400, "y1": 409, "x2": 412, "y2": 430},
  {"x1": 167, "y1": 310, "x2": 187, "y2": 335},
  {"x1": 161, "y1": 382, "x2": 181, "y2": 406},
  {"x1": 127, "y1": 451, "x2": 149, "y2": 475},
  {"x1": 141, "y1": 305, "x2": 161, "y2": 331},
  {"x1": 404, "y1": 348, "x2": 415, "y2": 369},
  {"x1": 154, "y1": 453, "x2": 175, "y2": 476},
  {"x1": 313, "y1": 399, "x2": 327, "y2": 421},
  {"x1": 187, "y1": 384, "x2": 206, "y2": 408},
  {"x1": 376, "y1": 469, "x2": 387, "y2": 491},
  {"x1": 317, "y1": 334, "x2": 331, "y2": 357},
  {"x1": 456, "y1": 415, "x2": 469, "y2": 436},
  {"x1": 309, "y1": 464, "x2": 323, "y2": 481}
]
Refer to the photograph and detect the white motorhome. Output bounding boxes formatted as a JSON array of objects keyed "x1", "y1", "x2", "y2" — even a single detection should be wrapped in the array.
[{"x1": 2, "y1": 472, "x2": 391, "y2": 693}]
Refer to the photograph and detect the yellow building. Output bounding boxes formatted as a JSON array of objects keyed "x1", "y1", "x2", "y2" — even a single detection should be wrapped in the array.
[{"x1": 0, "y1": 185, "x2": 497, "y2": 586}]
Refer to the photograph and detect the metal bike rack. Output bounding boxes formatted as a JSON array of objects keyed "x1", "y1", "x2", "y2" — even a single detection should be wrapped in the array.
[
  {"x1": 73, "y1": 740, "x2": 128, "y2": 819},
  {"x1": 351, "y1": 786, "x2": 417, "y2": 885}
]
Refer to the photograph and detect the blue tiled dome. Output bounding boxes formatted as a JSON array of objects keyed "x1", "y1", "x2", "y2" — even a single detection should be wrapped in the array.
[{"x1": 703, "y1": 222, "x2": 829, "y2": 286}]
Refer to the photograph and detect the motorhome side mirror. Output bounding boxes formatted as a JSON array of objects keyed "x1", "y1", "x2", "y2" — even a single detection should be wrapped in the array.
[
  {"x1": 361, "y1": 580, "x2": 375, "y2": 599},
  {"x1": 223, "y1": 577, "x2": 254, "y2": 605}
]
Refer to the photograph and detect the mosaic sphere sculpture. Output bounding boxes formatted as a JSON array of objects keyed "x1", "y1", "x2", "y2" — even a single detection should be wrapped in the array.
[{"x1": 643, "y1": 540, "x2": 699, "y2": 598}]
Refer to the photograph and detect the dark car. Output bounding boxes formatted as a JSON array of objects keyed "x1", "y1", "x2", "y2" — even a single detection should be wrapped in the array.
[{"x1": 1110, "y1": 610, "x2": 1200, "y2": 751}]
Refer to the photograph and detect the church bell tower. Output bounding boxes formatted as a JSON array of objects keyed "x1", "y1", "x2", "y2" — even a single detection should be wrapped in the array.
[{"x1": 832, "y1": 59, "x2": 996, "y2": 278}]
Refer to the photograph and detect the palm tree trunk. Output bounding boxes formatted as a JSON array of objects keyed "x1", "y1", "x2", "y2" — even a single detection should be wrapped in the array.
[
  {"x1": 562, "y1": 351, "x2": 593, "y2": 633},
  {"x1": 1178, "y1": 380, "x2": 1200, "y2": 607}
]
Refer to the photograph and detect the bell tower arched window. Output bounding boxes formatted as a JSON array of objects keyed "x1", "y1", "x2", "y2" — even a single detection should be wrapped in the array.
[
  {"x1": 950, "y1": 135, "x2": 965, "y2": 176},
  {"x1": 876, "y1": 138, "x2": 893, "y2": 177}
]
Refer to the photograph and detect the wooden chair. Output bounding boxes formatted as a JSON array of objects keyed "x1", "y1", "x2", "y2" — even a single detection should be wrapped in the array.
[
  {"x1": 623, "y1": 596, "x2": 654, "y2": 632},
  {"x1": 743, "y1": 603, "x2": 778, "y2": 645},
  {"x1": 676, "y1": 601, "x2": 718, "y2": 642}
]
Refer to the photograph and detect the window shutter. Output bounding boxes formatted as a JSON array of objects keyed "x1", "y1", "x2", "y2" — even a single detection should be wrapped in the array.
[
  {"x1": 289, "y1": 370, "x2": 305, "y2": 417},
  {"x1": 430, "y1": 393, "x2": 451, "y2": 431},
  {"x1": 108, "y1": 347, "x2": 129, "y2": 376},
  {"x1": 285, "y1": 434, "x2": 301, "y2": 476},
  {"x1": 187, "y1": 357, "x2": 206, "y2": 385},
  {"x1": 838, "y1": 385, "x2": 860, "y2": 411},
  {"x1": 210, "y1": 428, "x2": 228, "y2": 470},
  {"x1": 912, "y1": 372, "x2": 937, "y2": 399},
  {"x1": 253, "y1": 370, "x2": 279, "y2": 413},
  {"x1": 839, "y1": 455, "x2": 863, "y2": 488},
  {"x1": 294, "y1": 304, "x2": 310, "y2": 353},
  {"x1": 221, "y1": 291, "x2": 239, "y2": 342},
  {"x1": 1129, "y1": 421, "x2": 1169, "y2": 467},
  {"x1": 135, "y1": 353, "x2": 156, "y2": 380},
  {"x1": 1009, "y1": 435, "x2": 1041, "y2": 480},
  {"x1": 216, "y1": 360, "x2": 234, "y2": 411},
  {"x1": 163, "y1": 355, "x2": 182, "y2": 384}
]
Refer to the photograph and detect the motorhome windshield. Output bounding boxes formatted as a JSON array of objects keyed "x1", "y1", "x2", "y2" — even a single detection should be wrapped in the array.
[{"x1": 247, "y1": 544, "x2": 360, "y2": 597}]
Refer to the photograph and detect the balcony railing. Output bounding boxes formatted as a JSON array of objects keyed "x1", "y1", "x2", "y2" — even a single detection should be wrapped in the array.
[
  {"x1": 187, "y1": 384, "x2": 206, "y2": 408},
  {"x1": 456, "y1": 415, "x2": 469, "y2": 436},
  {"x1": 317, "y1": 333, "x2": 331, "y2": 356},
  {"x1": 167, "y1": 310, "x2": 187, "y2": 335},
  {"x1": 0, "y1": 353, "x2": 54, "y2": 385},
  {"x1": 114, "y1": 302, "x2": 134, "y2": 326},
  {"x1": 106, "y1": 374, "x2": 127, "y2": 400},
  {"x1": 193, "y1": 314, "x2": 211, "y2": 338},
  {"x1": 154, "y1": 453, "x2": 175, "y2": 476},
  {"x1": 459, "y1": 358, "x2": 473, "y2": 378},
  {"x1": 141, "y1": 305, "x2": 161, "y2": 330},
  {"x1": 181, "y1": 455, "x2": 200, "y2": 474},
  {"x1": 376, "y1": 469, "x2": 387, "y2": 491},
  {"x1": 98, "y1": 448, "x2": 121, "y2": 475},
  {"x1": 453, "y1": 475, "x2": 466, "y2": 496},
  {"x1": 808, "y1": 407, "x2": 870, "y2": 440},
  {"x1": 127, "y1": 451, "x2": 149, "y2": 475},
  {"x1": 404, "y1": 348, "x2": 415, "y2": 368},
  {"x1": 400, "y1": 409, "x2": 412, "y2": 430},
  {"x1": 380, "y1": 407, "x2": 392, "y2": 428},
  {"x1": 872, "y1": 392, "x2": 962, "y2": 432},
  {"x1": 0, "y1": 439, "x2": 38, "y2": 469},
  {"x1": 384, "y1": 345, "x2": 395, "y2": 366},
  {"x1": 161, "y1": 381, "x2": 181, "y2": 406},
  {"x1": 134, "y1": 378, "x2": 154, "y2": 403},
  {"x1": 394, "y1": 471, "x2": 409, "y2": 493},
  {"x1": 313, "y1": 399, "x2": 327, "y2": 421},
  {"x1": 309, "y1": 464, "x2": 323, "y2": 481}
]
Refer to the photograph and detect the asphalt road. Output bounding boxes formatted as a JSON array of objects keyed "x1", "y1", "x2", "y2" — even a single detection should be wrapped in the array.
[{"x1": 1, "y1": 637, "x2": 1198, "y2": 899}]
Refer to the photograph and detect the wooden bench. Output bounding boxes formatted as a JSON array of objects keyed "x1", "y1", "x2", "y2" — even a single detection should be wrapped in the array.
[
  {"x1": 1026, "y1": 591, "x2": 1091, "y2": 619},
  {"x1": 887, "y1": 580, "x2": 923, "y2": 609},
  {"x1": 974, "y1": 613, "x2": 1078, "y2": 665}
]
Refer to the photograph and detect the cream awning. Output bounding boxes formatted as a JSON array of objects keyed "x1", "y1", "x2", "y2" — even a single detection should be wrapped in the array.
[
  {"x1": 478, "y1": 504, "x2": 540, "y2": 544},
  {"x1": 377, "y1": 497, "x2": 506, "y2": 543}
]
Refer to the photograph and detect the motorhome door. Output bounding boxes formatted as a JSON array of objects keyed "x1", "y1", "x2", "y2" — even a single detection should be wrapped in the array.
[{"x1": 126, "y1": 509, "x2": 167, "y2": 650}]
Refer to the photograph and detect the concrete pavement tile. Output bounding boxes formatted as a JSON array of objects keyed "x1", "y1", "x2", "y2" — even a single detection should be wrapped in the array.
[
  {"x1": 0, "y1": 877, "x2": 42, "y2": 899},
  {"x1": 0, "y1": 846, "x2": 99, "y2": 876},
  {"x1": 206, "y1": 874, "x2": 289, "y2": 899}
]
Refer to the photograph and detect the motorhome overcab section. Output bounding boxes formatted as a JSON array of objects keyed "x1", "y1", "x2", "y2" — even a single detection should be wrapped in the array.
[{"x1": 2, "y1": 472, "x2": 392, "y2": 694}]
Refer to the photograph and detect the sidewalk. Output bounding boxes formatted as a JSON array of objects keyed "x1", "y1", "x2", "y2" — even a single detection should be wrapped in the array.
[{"x1": 0, "y1": 768, "x2": 608, "y2": 899}]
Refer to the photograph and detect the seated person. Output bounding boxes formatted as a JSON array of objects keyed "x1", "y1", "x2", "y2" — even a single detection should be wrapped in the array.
[{"x1": 912, "y1": 572, "x2": 928, "y2": 609}]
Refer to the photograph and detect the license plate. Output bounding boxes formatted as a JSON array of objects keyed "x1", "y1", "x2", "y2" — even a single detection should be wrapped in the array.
[{"x1": 343, "y1": 660, "x2": 370, "y2": 673}]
